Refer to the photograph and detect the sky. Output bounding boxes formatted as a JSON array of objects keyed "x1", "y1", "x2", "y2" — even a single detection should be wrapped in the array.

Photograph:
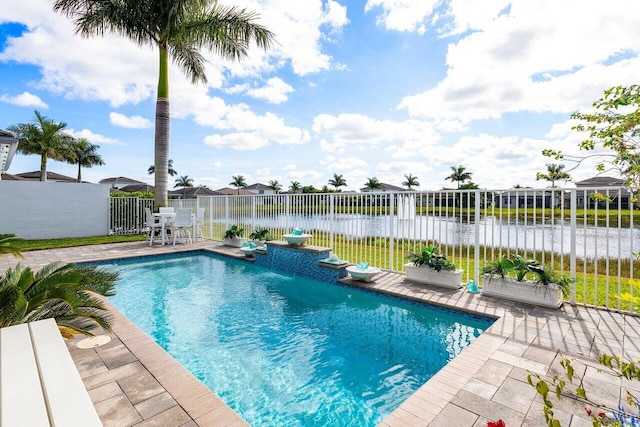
[{"x1": 1, "y1": 0, "x2": 638, "y2": 192}]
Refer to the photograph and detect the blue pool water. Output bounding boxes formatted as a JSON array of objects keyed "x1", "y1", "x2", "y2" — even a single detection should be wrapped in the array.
[{"x1": 100, "y1": 252, "x2": 493, "y2": 426}]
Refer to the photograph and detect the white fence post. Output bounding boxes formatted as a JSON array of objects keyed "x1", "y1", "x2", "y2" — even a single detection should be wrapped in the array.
[
  {"x1": 389, "y1": 193, "x2": 395, "y2": 271},
  {"x1": 474, "y1": 191, "x2": 481, "y2": 284},
  {"x1": 570, "y1": 189, "x2": 577, "y2": 305},
  {"x1": 330, "y1": 193, "x2": 335, "y2": 249}
]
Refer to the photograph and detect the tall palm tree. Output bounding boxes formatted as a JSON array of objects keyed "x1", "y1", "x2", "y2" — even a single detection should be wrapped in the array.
[
  {"x1": 54, "y1": 0, "x2": 274, "y2": 208},
  {"x1": 230, "y1": 175, "x2": 247, "y2": 195},
  {"x1": 446, "y1": 165, "x2": 472, "y2": 189},
  {"x1": 289, "y1": 181, "x2": 301, "y2": 193},
  {"x1": 0, "y1": 262, "x2": 118, "y2": 337},
  {"x1": 174, "y1": 175, "x2": 194, "y2": 198},
  {"x1": 328, "y1": 173, "x2": 347, "y2": 191},
  {"x1": 148, "y1": 159, "x2": 177, "y2": 177},
  {"x1": 402, "y1": 173, "x2": 420, "y2": 190},
  {"x1": 268, "y1": 180, "x2": 282, "y2": 193},
  {"x1": 536, "y1": 163, "x2": 571, "y2": 188},
  {"x1": 365, "y1": 177, "x2": 381, "y2": 189},
  {"x1": 65, "y1": 138, "x2": 105, "y2": 181},
  {"x1": 8, "y1": 110, "x2": 71, "y2": 182}
]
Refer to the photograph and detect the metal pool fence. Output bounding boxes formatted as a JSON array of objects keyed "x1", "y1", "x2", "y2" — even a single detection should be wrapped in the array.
[{"x1": 110, "y1": 187, "x2": 639, "y2": 312}]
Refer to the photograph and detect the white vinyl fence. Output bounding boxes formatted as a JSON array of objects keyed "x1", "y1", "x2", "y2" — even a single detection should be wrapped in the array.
[{"x1": 111, "y1": 187, "x2": 639, "y2": 313}]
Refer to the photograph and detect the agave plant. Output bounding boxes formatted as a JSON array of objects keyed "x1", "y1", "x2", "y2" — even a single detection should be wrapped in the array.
[{"x1": 0, "y1": 262, "x2": 119, "y2": 337}]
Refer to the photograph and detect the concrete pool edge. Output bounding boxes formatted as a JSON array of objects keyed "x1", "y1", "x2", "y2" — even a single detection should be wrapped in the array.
[{"x1": 85, "y1": 244, "x2": 526, "y2": 426}]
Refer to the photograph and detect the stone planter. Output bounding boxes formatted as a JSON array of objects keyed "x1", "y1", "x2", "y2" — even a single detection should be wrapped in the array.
[
  {"x1": 481, "y1": 275, "x2": 564, "y2": 308},
  {"x1": 404, "y1": 263, "x2": 463, "y2": 289},
  {"x1": 223, "y1": 237, "x2": 247, "y2": 248}
]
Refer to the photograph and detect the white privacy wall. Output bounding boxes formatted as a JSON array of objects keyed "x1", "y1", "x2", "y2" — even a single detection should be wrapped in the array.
[{"x1": 0, "y1": 181, "x2": 110, "y2": 239}]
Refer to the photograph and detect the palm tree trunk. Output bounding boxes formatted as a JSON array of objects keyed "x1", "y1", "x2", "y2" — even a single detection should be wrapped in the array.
[
  {"x1": 154, "y1": 47, "x2": 170, "y2": 208},
  {"x1": 77, "y1": 162, "x2": 82, "y2": 182},
  {"x1": 40, "y1": 155, "x2": 47, "y2": 182}
]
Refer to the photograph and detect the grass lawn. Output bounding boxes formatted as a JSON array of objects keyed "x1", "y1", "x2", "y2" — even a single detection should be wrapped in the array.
[{"x1": 13, "y1": 234, "x2": 146, "y2": 251}]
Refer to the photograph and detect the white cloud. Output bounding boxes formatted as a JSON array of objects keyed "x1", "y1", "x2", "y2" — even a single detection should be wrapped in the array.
[
  {"x1": 67, "y1": 128, "x2": 123, "y2": 145},
  {"x1": 398, "y1": 0, "x2": 640, "y2": 125},
  {"x1": 287, "y1": 169, "x2": 323, "y2": 182},
  {"x1": 204, "y1": 132, "x2": 270, "y2": 151},
  {"x1": 0, "y1": 92, "x2": 48, "y2": 108},
  {"x1": 321, "y1": 156, "x2": 368, "y2": 171},
  {"x1": 364, "y1": 0, "x2": 439, "y2": 34},
  {"x1": 322, "y1": 0, "x2": 350, "y2": 30},
  {"x1": 246, "y1": 77, "x2": 294, "y2": 104},
  {"x1": 109, "y1": 112, "x2": 152, "y2": 129}
]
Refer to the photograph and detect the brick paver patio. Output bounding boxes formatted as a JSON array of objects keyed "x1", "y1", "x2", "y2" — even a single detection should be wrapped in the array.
[{"x1": 2, "y1": 240, "x2": 638, "y2": 426}]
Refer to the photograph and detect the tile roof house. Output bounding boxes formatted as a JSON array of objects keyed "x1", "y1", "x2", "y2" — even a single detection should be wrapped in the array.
[
  {"x1": 169, "y1": 187, "x2": 221, "y2": 198},
  {"x1": 245, "y1": 183, "x2": 277, "y2": 195},
  {"x1": 360, "y1": 182, "x2": 406, "y2": 192},
  {"x1": 0, "y1": 172, "x2": 27, "y2": 181},
  {"x1": 574, "y1": 176, "x2": 631, "y2": 209},
  {"x1": 16, "y1": 171, "x2": 78, "y2": 182},
  {"x1": 99, "y1": 177, "x2": 145, "y2": 189},
  {"x1": 214, "y1": 187, "x2": 255, "y2": 195}
]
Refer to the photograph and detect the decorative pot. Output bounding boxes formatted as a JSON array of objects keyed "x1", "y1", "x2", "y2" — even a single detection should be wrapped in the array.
[
  {"x1": 346, "y1": 266, "x2": 381, "y2": 282},
  {"x1": 481, "y1": 275, "x2": 563, "y2": 308},
  {"x1": 223, "y1": 237, "x2": 247, "y2": 248},
  {"x1": 282, "y1": 234, "x2": 312, "y2": 246},
  {"x1": 404, "y1": 263, "x2": 463, "y2": 289}
]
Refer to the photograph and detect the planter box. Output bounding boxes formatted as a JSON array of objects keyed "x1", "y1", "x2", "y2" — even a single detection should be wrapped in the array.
[
  {"x1": 223, "y1": 237, "x2": 247, "y2": 248},
  {"x1": 481, "y1": 275, "x2": 563, "y2": 308},
  {"x1": 404, "y1": 263, "x2": 463, "y2": 289}
]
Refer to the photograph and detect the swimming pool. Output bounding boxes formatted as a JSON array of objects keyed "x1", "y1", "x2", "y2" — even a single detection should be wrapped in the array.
[{"x1": 101, "y1": 252, "x2": 493, "y2": 426}]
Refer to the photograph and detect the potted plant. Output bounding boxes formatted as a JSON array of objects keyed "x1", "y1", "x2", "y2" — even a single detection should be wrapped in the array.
[
  {"x1": 481, "y1": 254, "x2": 572, "y2": 308},
  {"x1": 404, "y1": 246, "x2": 463, "y2": 289},
  {"x1": 248, "y1": 227, "x2": 270, "y2": 244},
  {"x1": 223, "y1": 225, "x2": 247, "y2": 248}
]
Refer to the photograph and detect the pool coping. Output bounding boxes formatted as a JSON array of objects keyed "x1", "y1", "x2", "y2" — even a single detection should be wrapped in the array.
[{"x1": 2, "y1": 241, "x2": 632, "y2": 426}]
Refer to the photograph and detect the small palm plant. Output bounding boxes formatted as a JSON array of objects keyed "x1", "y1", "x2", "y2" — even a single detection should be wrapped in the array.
[
  {"x1": 0, "y1": 234, "x2": 24, "y2": 259},
  {"x1": 0, "y1": 262, "x2": 119, "y2": 337}
]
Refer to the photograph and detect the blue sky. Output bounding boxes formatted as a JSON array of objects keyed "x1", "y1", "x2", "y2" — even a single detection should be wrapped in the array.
[{"x1": 0, "y1": 0, "x2": 637, "y2": 191}]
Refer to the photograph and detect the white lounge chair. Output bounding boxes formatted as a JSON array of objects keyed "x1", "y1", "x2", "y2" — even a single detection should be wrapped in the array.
[{"x1": 194, "y1": 207, "x2": 205, "y2": 241}]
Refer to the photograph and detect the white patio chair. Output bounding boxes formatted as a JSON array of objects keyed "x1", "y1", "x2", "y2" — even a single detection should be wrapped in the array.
[
  {"x1": 171, "y1": 208, "x2": 193, "y2": 245},
  {"x1": 194, "y1": 207, "x2": 205, "y2": 241},
  {"x1": 144, "y1": 207, "x2": 162, "y2": 246},
  {"x1": 159, "y1": 207, "x2": 175, "y2": 213}
]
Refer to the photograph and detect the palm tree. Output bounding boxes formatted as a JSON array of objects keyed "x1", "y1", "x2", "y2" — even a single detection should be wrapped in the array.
[
  {"x1": 268, "y1": 180, "x2": 282, "y2": 193},
  {"x1": 65, "y1": 138, "x2": 105, "y2": 181},
  {"x1": 54, "y1": 0, "x2": 274, "y2": 208},
  {"x1": 536, "y1": 164, "x2": 571, "y2": 188},
  {"x1": 0, "y1": 262, "x2": 118, "y2": 337},
  {"x1": 148, "y1": 159, "x2": 177, "y2": 177},
  {"x1": 328, "y1": 173, "x2": 347, "y2": 191},
  {"x1": 174, "y1": 175, "x2": 194, "y2": 198},
  {"x1": 402, "y1": 173, "x2": 420, "y2": 190},
  {"x1": 0, "y1": 234, "x2": 24, "y2": 259},
  {"x1": 8, "y1": 110, "x2": 71, "y2": 182},
  {"x1": 230, "y1": 175, "x2": 247, "y2": 194},
  {"x1": 365, "y1": 177, "x2": 381, "y2": 190},
  {"x1": 289, "y1": 181, "x2": 301, "y2": 193},
  {"x1": 446, "y1": 165, "x2": 472, "y2": 189}
]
